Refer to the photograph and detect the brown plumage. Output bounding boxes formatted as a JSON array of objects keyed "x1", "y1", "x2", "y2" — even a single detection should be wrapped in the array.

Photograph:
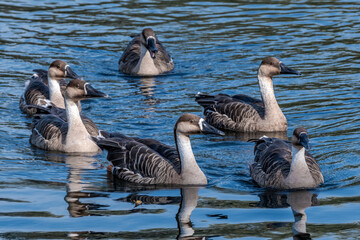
[
  {"x1": 32, "y1": 68, "x2": 67, "y2": 93},
  {"x1": 30, "y1": 79, "x2": 108, "y2": 153},
  {"x1": 249, "y1": 127, "x2": 324, "y2": 189},
  {"x1": 28, "y1": 103, "x2": 99, "y2": 137},
  {"x1": 119, "y1": 28, "x2": 174, "y2": 76},
  {"x1": 20, "y1": 60, "x2": 79, "y2": 116},
  {"x1": 20, "y1": 61, "x2": 99, "y2": 136},
  {"x1": 93, "y1": 114, "x2": 224, "y2": 185},
  {"x1": 196, "y1": 57, "x2": 301, "y2": 132}
]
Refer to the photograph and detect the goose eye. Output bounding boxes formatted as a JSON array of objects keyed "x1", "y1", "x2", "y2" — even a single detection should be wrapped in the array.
[{"x1": 190, "y1": 120, "x2": 194, "y2": 123}]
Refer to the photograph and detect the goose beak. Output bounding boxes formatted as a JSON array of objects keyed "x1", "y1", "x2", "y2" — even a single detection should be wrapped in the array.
[
  {"x1": 299, "y1": 133, "x2": 310, "y2": 149},
  {"x1": 280, "y1": 63, "x2": 301, "y2": 75},
  {"x1": 147, "y1": 38, "x2": 158, "y2": 59},
  {"x1": 199, "y1": 119, "x2": 225, "y2": 136},
  {"x1": 84, "y1": 83, "x2": 108, "y2": 98},
  {"x1": 65, "y1": 65, "x2": 81, "y2": 79}
]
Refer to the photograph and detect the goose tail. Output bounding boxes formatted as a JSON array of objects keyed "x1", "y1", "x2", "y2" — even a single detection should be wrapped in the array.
[{"x1": 195, "y1": 92, "x2": 216, "y2": 109}]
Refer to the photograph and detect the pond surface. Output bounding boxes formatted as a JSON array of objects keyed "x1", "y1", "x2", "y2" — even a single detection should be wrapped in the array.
[{"x1": 1, "y1": 0, "x2": 360, "y2": 239}]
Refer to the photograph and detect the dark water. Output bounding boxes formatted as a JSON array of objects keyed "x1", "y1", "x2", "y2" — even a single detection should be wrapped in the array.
[{"x1": 1, "y1": 0, "x2": 360, "y2": 239}]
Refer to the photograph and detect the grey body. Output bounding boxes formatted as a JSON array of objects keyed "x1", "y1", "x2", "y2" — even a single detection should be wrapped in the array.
[
  {"x1": 20, "y1": 62, "x2": 97, "y2": 136},
  {"x1": 29, "y1": 103, "x2": 99, "y2": 137},
  {"x1": 20, "y1": 65, "x2": 69, "y2": 116},
  {"x1": 119, "y1": 28, "x2": 174, "y2": 76},
  {"x1": 196, "y1": 93, "x2": 274, "y2": 132},
  {"x1": 93, "y1": 114, "x2": 224, "y2": 185},
  {"x1": 97, "y1": 132, "x2": 182, "y2": 185},
  {"x1": 20, "y1": 78, "x2": 50, "y2": 116},
  {"x1": 30, "y1": 79, "x2": 107, "y2": 153},
  {"x1": 249, "y1": 128, "x2": 324, "y2": 189},
  {"x1": 196, "y1": 57, "x2": 301, "y2": 132}
]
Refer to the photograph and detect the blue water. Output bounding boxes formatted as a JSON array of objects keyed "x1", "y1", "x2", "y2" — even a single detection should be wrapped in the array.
[{"x1": 1, "y1": 0, "x2": 359, "y2": 239}]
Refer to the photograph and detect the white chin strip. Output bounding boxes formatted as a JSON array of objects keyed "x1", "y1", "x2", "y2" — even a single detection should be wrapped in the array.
[
  {"x1": 198, "y1": 118, "x2": 204, "y2": 131},
  {"x1": 84, "y1": 83, "x2": 88, "y2": 95},
  {"x1": 146, "y1": 36, "x2": 155, "y2": 45},
  {"x1": 65, "y1": 65, "x2": 70, "y2": 77}
]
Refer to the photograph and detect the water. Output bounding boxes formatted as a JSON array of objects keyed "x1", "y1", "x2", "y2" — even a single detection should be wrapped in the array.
[{"x1": 1, "y1": 0, "x2": 360, "y2": 239}]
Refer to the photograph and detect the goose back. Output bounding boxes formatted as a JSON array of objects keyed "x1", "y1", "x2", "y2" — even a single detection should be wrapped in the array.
[
  {"x1": 195, "y1": 57, "x2": 300, "y2": 132},
  {"x1": 20, "y1": 62, "x2": 75, "y2": 116},
  {"x1": 20, "y1": 80, "x2": 50, "y2": 115},
  {"x1": 29, "y1": 78, "x2": 106, "y2": 153},
  {"x1": 27, "y1": 104, "x2": 99, "y2": 137},
  {"x1": 32, "y1": 69, "x2": 48, "y2": 83},
  {"x1": 94, "y1": 132, "x2": 181, "y2": 185},
  {"x1": 249, "y1": 137, "x2": 323, "y2": 189},
  {"x1": 196, "y1": 93, "x2": 264, "y2": 132},
  {"x1": 32, "y1": 69, "x2": 67, "y2": 94},
  {"x1": 30, "y1": 115, "x2": 68, "y2": 151}
]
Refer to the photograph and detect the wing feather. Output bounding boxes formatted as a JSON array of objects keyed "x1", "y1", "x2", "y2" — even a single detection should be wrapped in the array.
[
  {"x1": 119, "y1": 36, "x2": 141, "y2": 74},
  {"x1": 20, "y1": 69, "x2": 67, "y2": 116},
  {"x1": 25, "y1": 103, "x2": 99, "y2": 137},
  {"x1": 94, "y1": 135, "x2": 181, "y2": 185},
  {"x1": 30, "y1": 115, "x2": 67, "y2": 151},
  {"x1": 153, "y1": 39, "x2": 174, "y2": 72},
  {"x1": 250, "y1": 137, "x2": 323, "y2": 189},
  {"x1": 196, "y1": 93, "x2": 264, "y2": 132}
]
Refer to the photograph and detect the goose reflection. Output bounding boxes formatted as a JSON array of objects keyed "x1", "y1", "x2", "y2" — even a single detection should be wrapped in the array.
[
  {"x1": 288, "y1": 191, "x2": 315, "y2": 240},
  {"x1": 255, "y1": 190, "x2": 317, "y2": 239},
  {"x1": 116, "y1": 186, "x2": 206, "y2": 239},
  {"x1": 125, "y1": 76, "x2": 158, "y2": 109},
  {"x1": 176, "y1": 187, "x2": 207, "y2": 240},
  {"x1": 224, "y1": 130, "x2": 288, "y2": 142},
  {"x1": 139, "y1": 77, "x2": 157, "y2": 106},
  {"x1": 44, "y1": 153, "x2": 108, "y2": 217}
]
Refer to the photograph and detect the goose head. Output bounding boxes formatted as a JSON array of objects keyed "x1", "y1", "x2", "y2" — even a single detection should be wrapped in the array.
[
  {"x1": 48, "y1": 60, "x2": 80, "y2": 80},
  {"x1": 174, "y1": 114, "x2": 225, "y2": 136},
  {"x1": 291, "y1": 127, "x2": 310, "y2": 150},
  {"x1": 65, "y1": 79, "x2": 108, "y2": 102},
  {"x1": 258, "y1": 57, "x2": 301, "y2": 78},
  {"x1": 140, "y1": 28, "x2": 158, "y2": 59}
]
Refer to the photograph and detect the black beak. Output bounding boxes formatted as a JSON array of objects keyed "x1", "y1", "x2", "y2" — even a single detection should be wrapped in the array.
[
  {"x1": 299, "y1": 133, "x2": 310, "y2": 149},
  {"x1": 280, "y1": 63, "x2": 301, "y2": 75},
  {"x1": 199, "y1": 119, "x2": 225, "y2": 136},
  {"x1": 147, "y1": 38, "x2": 158, "y2": 59},
  {"x1": 85, "y1": 83, "x2": 108, "y2": 98},
  {"x1": 65, "y1": 66, "x2": 81, "y2": 79}
]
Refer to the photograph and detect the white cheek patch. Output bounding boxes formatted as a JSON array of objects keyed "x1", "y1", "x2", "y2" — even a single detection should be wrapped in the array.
[
  {"x1": 198, "y1": 118, "x2": 204, "y2": 131},
  {"x1": 146, "y1": 36, "x2": 156, "y2": 45},
  {"x1": 84, "y1": 83, "x2": 88, "y2": 95},
  {"x1": 64, "y1": 65, "x2": 70, "y2": 76}
]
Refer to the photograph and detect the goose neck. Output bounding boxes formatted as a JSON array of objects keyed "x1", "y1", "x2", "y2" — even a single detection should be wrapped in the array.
[
  {"x1": 65, "y1": 98, "x2": 88, "y2": 137},
  {"x1": 134, "y1": 44, "x2": 158, "y2": 75},
  {"x1": 175, "y1": 131, "x2": 196, "y2": 172},
  {"x1": 258, "y1": 75, "x2": 283, "y2": 119},
  {"x1": 63, "y1": 97, "x2": 99, "y2": 153},
  {"x1": 48, "y1": 77, "x2": 65, "y2": 108},
  {"x1": 174, "y1": 130, "x2": 207, "y2": 184},
  {"x1": 290, "y1": 146, "x2": 307, "y2": 170},
  {"x1": 285, "y1": 146, "x2": 313, "y2": 187}
]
